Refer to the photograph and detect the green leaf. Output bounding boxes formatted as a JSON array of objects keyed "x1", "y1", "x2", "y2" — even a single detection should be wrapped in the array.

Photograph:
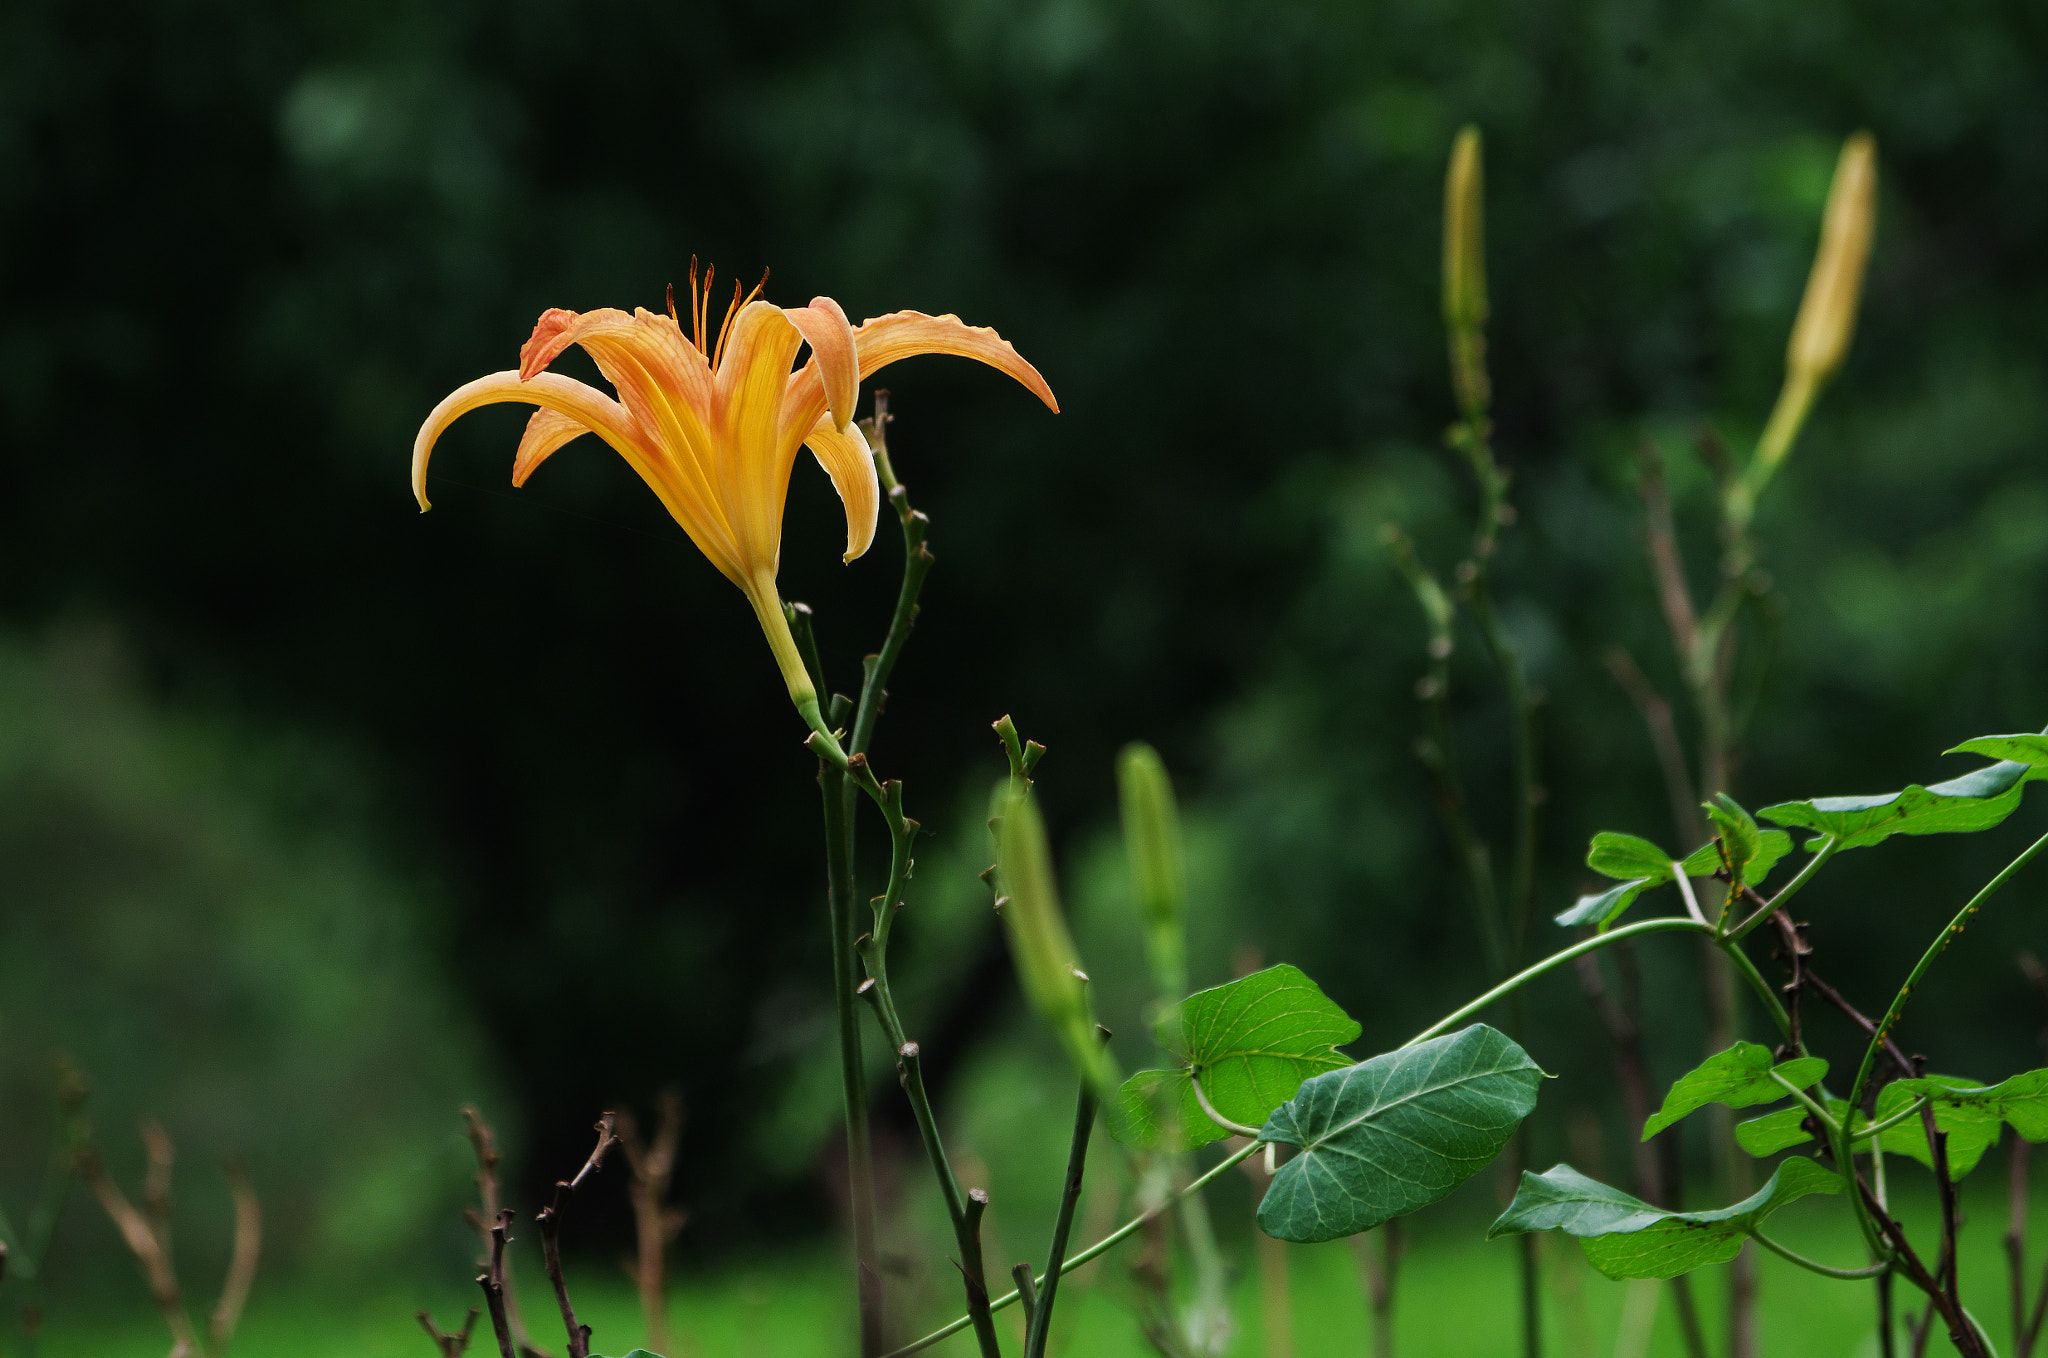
[
  {"x1": 1107, "y1": 965, "x2": 1360, "y2": 1150},
  {"x1": 1563, "y1": 828, "x2": 1794, "y2": 931},
  {"x1": 1705, "y1": 795, "x2": 1764, "y2": 884},
  {"x1": 597, "y1": 1351, "x2": 667, "y2": 1357},
  {"x1": 1588, "y1": 833, "x2": 1676, "y2": 881},
  {"x1": 1554, "y1": 878, "x2": 1654, "y2": 929},
  {"x1": 1254, "y1": 1024, "x2": 1543, "y2": 1243},
  {"x1": 1897, "y1": 1069, "x2": 2048, "y2": 1142},
  {"x1": 1642, "y1": 1043, "x2": 1827, "y2": 1139},
  {"x1": 1490, "y1": 1158, "x2": 1842, "y2": 1280},
  {"x1": 1761, "y1": 761, "x2": 2033, "y2": 851},
  {"x1": 1947, "y1": 734, "x2": 2048, "y2": 768},
  {"x1": 1734, "y1": 1077, "x2": 2007, "y2": 1178}
]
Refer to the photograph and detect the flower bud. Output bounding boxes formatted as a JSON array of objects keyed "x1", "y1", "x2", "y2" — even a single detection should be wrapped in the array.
[
  {"x1": 993, "y1": 785, "x2": 1115, "y2": 1093},
  {"x1": 1787, "y1": 131, "x2": 1877, "y2": 390},
  {"x1": 1117, "y1": 743, "x2": 1188, "y2": 1000},
  {"x1": 1442, "y1": 125, "x2": 1490, "y2": 419}
]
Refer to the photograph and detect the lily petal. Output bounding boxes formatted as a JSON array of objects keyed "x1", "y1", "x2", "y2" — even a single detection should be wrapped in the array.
[
  {"x1": 411, "y1": 369, "x2": 748, "y2": 584},
  {"x1": 512, "y1": 407, "x2": 592, "y2": 486},
  {"x1": 782, "y1": 296, "x2": 859, "y2": 433},
  {"x1": 855, "y1": 310, "x2": 1059, "y2": 410},
  {"x1": 715, "y1": 300, "x2": 808, "y2": 569},
  {"x1": 803, "y1": 415, "x2": 880, "y2": 564},
  {"x1": 782, "y1": 309, "x2": 1059, "y2": 441}
]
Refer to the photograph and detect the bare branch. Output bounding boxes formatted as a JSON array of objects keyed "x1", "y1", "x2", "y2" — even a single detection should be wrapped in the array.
[
  {"x1": 210, "y1": 1156, "x2": 262, "y2": 1352},
  {"x1": 419, "y1": 1309, "x2": 480, "y2": 1357},
  {"x1": 537, "y1": 1114, "x2": 620, "y2": 1358},
  {"x1": 617, "y1": 1092, "x2": 687, "y2": 1354},
  {"x1": 78, "y1": 1130, "x2": 201, "y2": 1356}
]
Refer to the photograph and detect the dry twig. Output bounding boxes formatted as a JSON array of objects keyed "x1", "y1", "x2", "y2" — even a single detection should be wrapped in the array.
[{"x1": 617, "y1": 1092, "x2": 688, "y2": 1354}]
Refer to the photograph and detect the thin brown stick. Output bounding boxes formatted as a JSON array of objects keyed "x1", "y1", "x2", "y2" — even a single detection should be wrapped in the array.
[
  {"x1": 79, "y1": 1134, "x2": 201, "y2": 1356},
  {"x1": 2013, "y1": 1137, "x2": 2032, "y2": 1358},
  {"x1": 209, "y1": 1156, "x2": 261, "y2": 1351},
  {"x1": 1633, "y1": 440, "x2": 1699, "y2": 659},
  {"x1": 617, "y1": 1093, "x2": 686, "y2": 1354},
  {"x1": 537, "y1": 1114, "x2": 620, "y2": 1358},
  {"x1": 463, "y1": 1110, "x2": 540, "y2": 1357},
  {"x1": 1348, "y1": 1220, "x2": 1402, "y2": 1358},
  {"x1": 1603, "y1": 648, "x2": 1698, "y2": 849},
  {"x1": 419, "y1": 1309, "x2": 480, "y2": 1357},
  {"x1": 479, "y1": 1211, "x2": 518, "y2": 1358}
]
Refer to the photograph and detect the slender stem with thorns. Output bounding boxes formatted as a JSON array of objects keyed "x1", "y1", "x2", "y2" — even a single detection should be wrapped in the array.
[{"x1": 479, "y1": 1212, "x2": 518, "y2": 1358}]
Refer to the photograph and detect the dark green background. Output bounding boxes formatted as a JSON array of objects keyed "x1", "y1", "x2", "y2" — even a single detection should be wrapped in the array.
[{"x1": 4, "y1": 0, "x2": 2047, "y2": 1275}]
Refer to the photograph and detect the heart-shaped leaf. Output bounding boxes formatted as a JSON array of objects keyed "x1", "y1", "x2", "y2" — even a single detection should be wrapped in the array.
[
  {"x1": 1108, "y1": 964, "x2": 1359, "y2": 1150},
  {"x1": 1896, "y1": 1069, "x2": 2048, "y2": 1142},
  {"x1": 1490, "y1": 1157, "x2": 1841, "y2": 1279},
  {"x1": 1254, "y1": 1024, "x2": 1543, "y2": 1243},
  {"x1": 1554, "y1": 877, "x2": 1656, "y2": 929},
  {"x1": 1642, "y1": 1042, "x2": 1828, "y2": 1139}
]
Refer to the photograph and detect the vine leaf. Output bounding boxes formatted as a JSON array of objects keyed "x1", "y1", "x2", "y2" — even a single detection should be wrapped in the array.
[
  {"x1": 1760, "y1": 750, "x2": 2041, "y2": 851},
  {"x1": 1489, "y1": 1158, "x2": 1842, "y2": 1279},
  {"x1": 1557, "y1": 827, "x2": 1791, "y2": 930},
  {"x1": 1734, "y1": 1075, "x2": 2007, "y2": 1178},
  {"x1": 1945, "y1": 731, "x2": 2048, "y2": 768},
  {"x1": 1108, "y1": 964, "x2": 1359, "y2": 1151},
  {"x1": 1642, "y1": 1042, "x2": 1828, "y2": 1139},
  {"x1": 1254, "y1": 1024, "x2": 1543, "y2": 1243},
  {"x1": 1897, "y1": 1068, "x2": 2048, "y2": 1141}
]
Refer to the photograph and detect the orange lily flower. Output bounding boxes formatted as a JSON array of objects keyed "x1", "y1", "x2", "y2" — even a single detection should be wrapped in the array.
[{"x1": 413, "y1": 268, "x2": 1058, "y2": 733}]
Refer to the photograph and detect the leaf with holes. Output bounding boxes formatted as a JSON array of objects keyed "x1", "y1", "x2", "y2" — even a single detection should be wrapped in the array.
[
  {"x1": 1254, "y1": 1024, "x2": 1543, "y2": 1243},
  {"x1": 1489, "y1": 1158, "x2": 1842, "y2": 1279},
  {"x1": 1108, "y1": 965, "x2": 1359, "y2": 1150},
  {"x1": 1761, "y1": 757, "x2": 2036, "y2": 851}
]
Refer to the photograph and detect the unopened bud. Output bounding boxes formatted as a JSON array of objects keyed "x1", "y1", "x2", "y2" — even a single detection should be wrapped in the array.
[
  {"x1": 1442, "y1": 124, "x2": 1491, "y2": 418},
  {"x1": 1787, "y1": 132, "x2": 1877, "y2": 389},
  {"x1": 993, "y1": 784, "x2": 1117, "y2": 1095},
  {"x1": 1117, "y1": 743, "x2": 1188, "y2": 1000}
]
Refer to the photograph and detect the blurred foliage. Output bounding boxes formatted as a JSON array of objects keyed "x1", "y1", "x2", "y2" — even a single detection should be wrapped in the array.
[
  {"x1": 4, "y1": 0, "x2": 2048, "y2": 1267},
  {"x1": 0, "y1": 630, "x2": 492, "y2": 1282}
]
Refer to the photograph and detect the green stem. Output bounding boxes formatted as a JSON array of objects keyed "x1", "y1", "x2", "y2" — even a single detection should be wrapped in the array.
[
  {"x1": 1728, "y1": 836, "x2": 1838, "y2": 942},
  {"x1": 820, "y1": 761, "x2": 883, "y2": 1355},
  {"x1": 880, "y1": 1141, "x2": 1264, "y2": 1358},
  {"x1": 1749, "y1": 1229, "x2": 1891, "y2": 1281},
  {"x1": 1769, "y1": 1072, "x2": 1841, "y2": 1135},
  {"x1": 1855, "y1": 1098, "x2": 1930, "y2": 1143},
  {"x1": 1850, "y1": 827, "x2": 2048, "y2": 1114},
  {"x1": 850, "y1": 405, "x2": 931, "y2": 757},
  {"x1": 1025, "y1": 1080, "x2": 1098, "y2": 1358},
  {"x1": 1407, "y1": 917, "x2": 1709, "y2": 1046}
]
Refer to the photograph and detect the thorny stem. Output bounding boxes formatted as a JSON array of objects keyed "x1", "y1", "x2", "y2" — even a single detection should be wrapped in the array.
[
  {"x1": 850, "y1": 391, "x2": 930, "y2": 759},
  {"x1": 1849, "y1": 827, "x2": 2048, "y2": 1114},
  {"x1": 1026, "y1": 1078, "x2": 1099, "y2": 1358},
  {"x1": 536, "y1": 1114, "x2": 620, "y2": 1358}
]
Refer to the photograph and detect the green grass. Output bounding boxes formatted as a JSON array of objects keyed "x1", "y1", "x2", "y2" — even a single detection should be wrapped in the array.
[{"x1": 25, "y1": 1175, "x2": 2034, "y2": 1357}]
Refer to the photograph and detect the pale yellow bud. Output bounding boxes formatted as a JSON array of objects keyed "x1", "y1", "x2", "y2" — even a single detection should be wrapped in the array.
[
  {"x1": 994, "y1": 786, "x2": 1116, "y2": 1094},
  {"x1": 1442, "y1": 125, "x2": 1490, "y2": 419},
  {"x1": 1787, "y1": 131, "x2": 1877, "y2": 388},
  {"x1": 1117, "y1": 743, "x2": 1187, "y2": 1000}
]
